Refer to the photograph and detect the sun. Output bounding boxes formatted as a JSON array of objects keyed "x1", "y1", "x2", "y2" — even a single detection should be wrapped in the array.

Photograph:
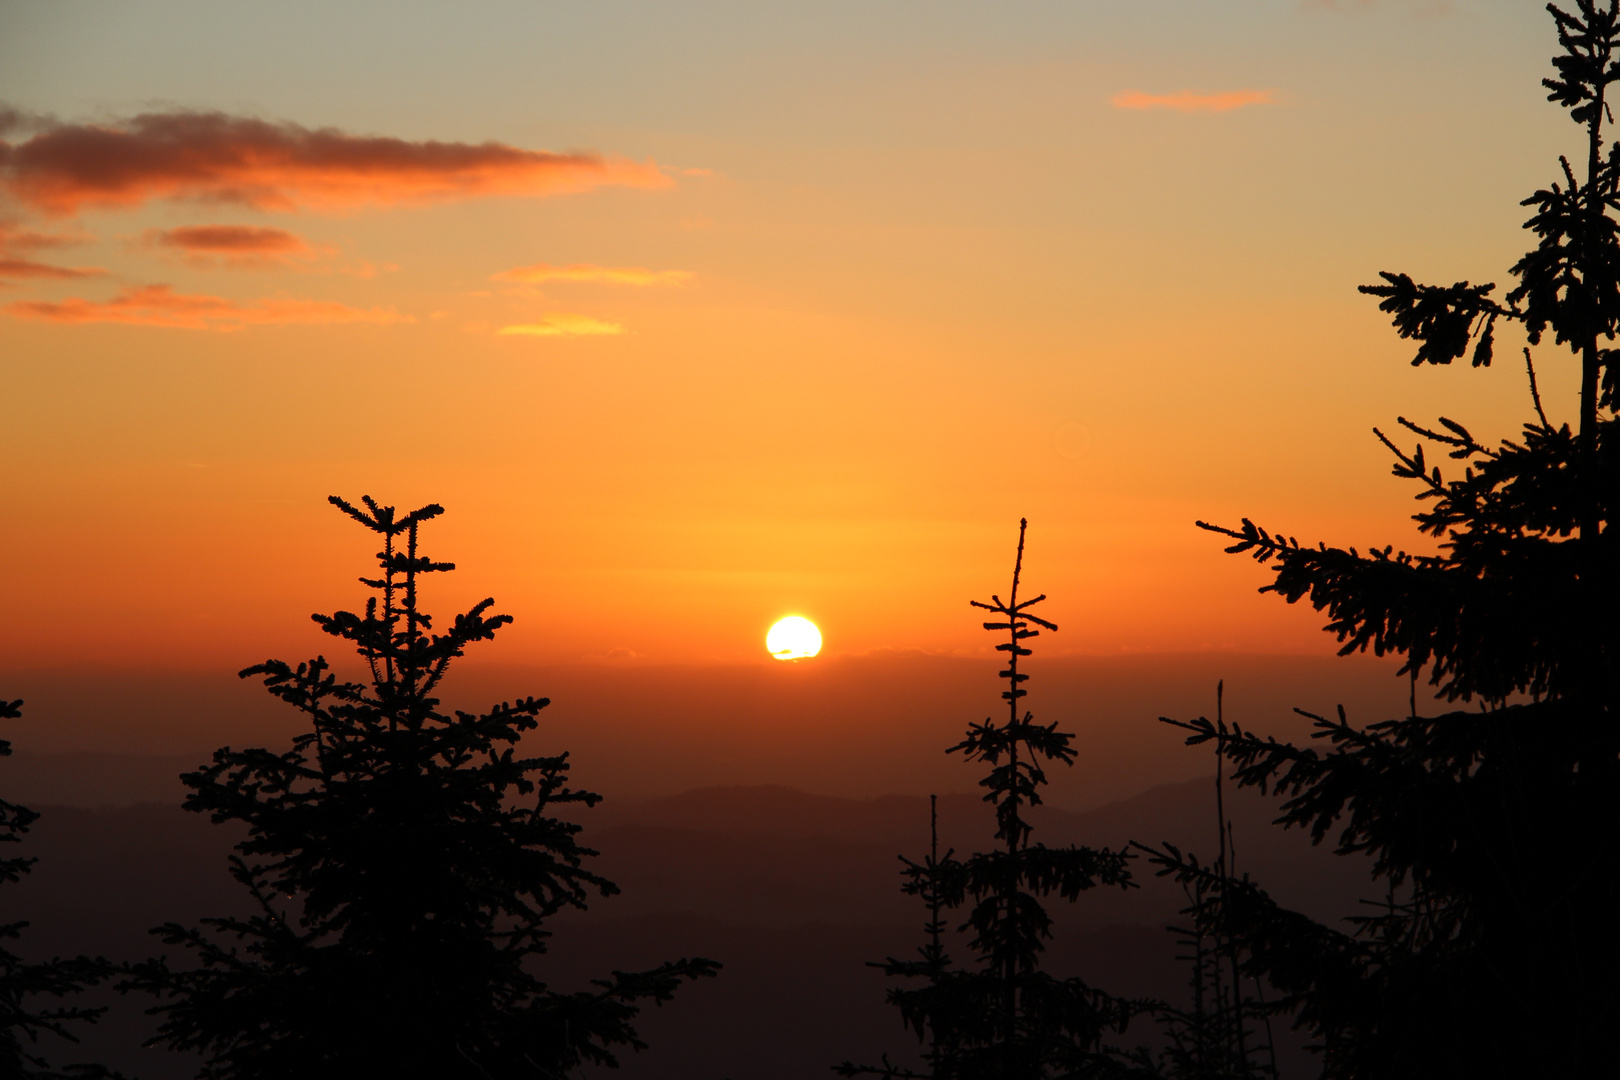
[{"x1": 766, "y1": 616, "x2": 822, "y2": 660}]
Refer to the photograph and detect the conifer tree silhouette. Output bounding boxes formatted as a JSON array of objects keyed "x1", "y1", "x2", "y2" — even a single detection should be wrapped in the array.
[
  {"x1": 839, "y1": 520, "x2": 1138, "y2": 1080},
  {"x1": 0, "y1": 698, "x2": 116, "y2": 1079},
  {"x1": 127, "y1": 497, "x2": 718, "y2": 1080},
  {"x1": 1138, "y1": 3, "x2": 1620, "y2": 1074}
]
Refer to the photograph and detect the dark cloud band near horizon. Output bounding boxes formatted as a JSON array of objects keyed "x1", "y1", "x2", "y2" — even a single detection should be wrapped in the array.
[{"x1": 0, "y1": 108, "x2": 672, "y2": 216}]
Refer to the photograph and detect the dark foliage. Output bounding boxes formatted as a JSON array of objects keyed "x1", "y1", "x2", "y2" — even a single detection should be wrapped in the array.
[
  {"x1": 125, "y1": 496, "x2": 717, "y2": 1080},
  {"x1": 0, "y1": 699, "x2": 116, "y2": 1079},
  {"x1": 1124, "y1": 686, "x2": 1280, "y2": 1080},
  {"x1": 838, "y1": 520, "x2": 1140, "y2": 1080},
  {"x1": 1149, "y1": 4, "x2": 1620, "y2": 1076}
]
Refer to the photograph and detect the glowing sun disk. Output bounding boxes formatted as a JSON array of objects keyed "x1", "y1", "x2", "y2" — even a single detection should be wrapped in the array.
[{"x1": 767, "y1": 616, "x2": 822, "y2": 660}]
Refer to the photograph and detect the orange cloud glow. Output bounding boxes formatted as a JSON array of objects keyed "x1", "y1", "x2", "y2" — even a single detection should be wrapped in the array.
[
  {"x1": 0, "y1": 110, "x2": 673, "y2": 216},
  {"x1": 146, "y1": 224, "x2": 310, "y2": 254},
  {"x1": 5, "y1": 283, "x2": 410, "y2": 329},
  {"x1": 1110, "y1": 89, "x2": 1277, "y2": 112},
  {"x1": 496, "y1": 313, "x2": 625, "y2": 337},
  {"x1": 491, "y1": 262, "x2": 693, "y2": 287}
]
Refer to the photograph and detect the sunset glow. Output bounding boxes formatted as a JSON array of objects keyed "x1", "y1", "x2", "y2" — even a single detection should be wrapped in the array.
[{"x1": 0, "y1": 2, "x2": 1559, "y2": 672}]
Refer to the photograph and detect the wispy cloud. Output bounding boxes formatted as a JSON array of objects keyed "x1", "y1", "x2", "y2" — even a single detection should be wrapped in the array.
[
  {"x1": 491, "y1": 262, "x2": 692, "y2": 287},
  {"x1": 0, "y1": 256, "x2": 105, "y2": 281},
  {"x1": 0, "y1": 109, "x2": 672, "y2": 216},
  {"x1": 145, "y1": 224, "x2": 309, "y2": 255},
  {"x1": 497, "y1": 313, "x2": 625, "y2": 337},
  {"x1": 139, "y1": 224, "x2": 318, "y2": 269},
  {"x1": 0, "y1": 107, "x2": 52, "y2": 138},
  {"x1": 0, "y1": 222, "x2": 89, "y2": 251},
  {"x1": 0, "y1": 221, "x2": 103, "y2": 279},
  {"x1": 1111, "y1": 89, "x2": 1277, "y2": 113},
  {"x1": 5, "y1": 283, "x2": 410, "y2": 330}
]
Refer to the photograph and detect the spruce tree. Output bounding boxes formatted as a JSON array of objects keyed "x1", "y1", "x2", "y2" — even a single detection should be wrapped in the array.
[
  {"x1": 1140, "y1": 3, "x2": 1620, "y2": 1074},
  {"x1": 127, "y1": 496, "x2": 718, "y2": 1080},
  {"x1": 839, "y1": 520, "x2": 1138, "y2": 1080},
  {"x1": 0, "y1": 698, "x2": 115, "y2": 1078}
]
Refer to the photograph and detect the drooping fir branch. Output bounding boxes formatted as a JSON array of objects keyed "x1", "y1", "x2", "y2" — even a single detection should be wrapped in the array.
[
  {"x1": 1357, "y1": 1, "x2": 1620, "y2": 541},
  {"x1": 1190, "y1": 366, "x2": 1594, "y2": 705}
]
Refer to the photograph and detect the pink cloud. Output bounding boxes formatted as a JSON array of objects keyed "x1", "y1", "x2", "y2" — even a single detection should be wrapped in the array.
[
  {"x1": 0, "y1": 109, "x2": 672, "y2": 216},
  {"x1": 1111, "y1": 89, "x2": 1277, "y2": 113},
  {"x1": 6, "y1": 283, "x2": 410, "y2": 330}
]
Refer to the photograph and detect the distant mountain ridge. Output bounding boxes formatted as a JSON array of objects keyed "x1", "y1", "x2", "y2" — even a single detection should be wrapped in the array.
[
  {"x1": 5, "y1": 751, "x2": 201, "y2": 808},
  {"x1": 580, "y1": 779, "x2": 1368, "y2": 929},
  {"x1": 7, "y1": 780, "x2": 1369, "y2": 1078}
]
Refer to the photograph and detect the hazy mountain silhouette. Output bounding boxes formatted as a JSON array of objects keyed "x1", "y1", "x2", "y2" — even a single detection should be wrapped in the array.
[
  {"x1": 579, "y1": 782, "x2": 1368, "y2": 929},
  {"x1": 5, "y1": 752, "x2": 200, "y2": 809},
  {"x1": 4, "y1": 779, "x2": 1368, "y2": 1078}
]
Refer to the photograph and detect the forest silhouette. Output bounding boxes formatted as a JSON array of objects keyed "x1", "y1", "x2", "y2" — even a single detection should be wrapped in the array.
[{"x1": 4, "y1": 2, "x2": 1617, "y2": 1077}]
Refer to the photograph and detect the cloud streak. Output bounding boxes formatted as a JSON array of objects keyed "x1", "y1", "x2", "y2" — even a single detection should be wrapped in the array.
[
  {"x1": 0, "y1": 109, "x2": 672, "y2": 216},
  {"x1": 0, "y1": 222, "x2": 88, "y2": 251},
  {"x1": 1111, "y1": 89, "x2": 1277, "y2": 113},
  {"x1": 0, "y1": 221, "x2": 103, "y2": 279},
  {"x1": 497, "y1": 313, "x2": 625, "y2": 337},
  {"x1": 0, "y1": 256, "x2": 104, "y2": 281},
  {"x1": 491, "y1": 262, "x2": 692, "y2": 287},
  {"x1": 6, "y1": 283, "x2": 409, "y2": 330},
  {"x1": 146, "y1": 224, "x2": 309, "y2": 254}
]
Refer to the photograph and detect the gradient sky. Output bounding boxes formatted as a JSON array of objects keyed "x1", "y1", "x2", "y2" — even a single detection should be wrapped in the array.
[{"x1": 0, "y1": 0, "x2": 1571, "y2": 672}]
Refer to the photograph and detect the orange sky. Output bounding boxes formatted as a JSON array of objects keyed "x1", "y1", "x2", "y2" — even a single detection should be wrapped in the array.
[{"x1": 0, "y1": 1, "x2": 1576, "y2": 674}]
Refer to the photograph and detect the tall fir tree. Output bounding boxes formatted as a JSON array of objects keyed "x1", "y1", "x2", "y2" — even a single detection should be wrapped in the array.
[
  {"x1": 127, "y1": 496, "x2": 717, "y2": 1080},
  {"x1": 0, "y1": 698, "x2": 115, "y2": 1079},
  {"x1": 839, "y1": 520, "x2": 1138, "y2": 1080},
  {"x1": 1141, "y1": 3, "x2": 1620, "y2": 1075}
]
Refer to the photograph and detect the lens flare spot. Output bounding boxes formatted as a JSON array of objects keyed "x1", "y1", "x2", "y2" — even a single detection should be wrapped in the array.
[{"x1": 766, "y1": 616, "x2": 822, "y2": 660}]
